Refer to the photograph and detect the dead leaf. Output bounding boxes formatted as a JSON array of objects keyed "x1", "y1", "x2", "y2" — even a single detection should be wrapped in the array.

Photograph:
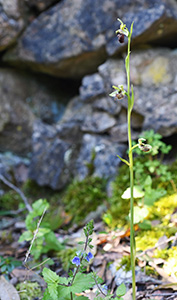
[
  {"x1": 149, "y1": 261, "x2": 177, "y2": 283},
  {"x1": 97, "y1": 259, "x2": 107, "y2": 278},
  {"x1": 0, "y1": 275, "x2": 20, "y2": 300}
]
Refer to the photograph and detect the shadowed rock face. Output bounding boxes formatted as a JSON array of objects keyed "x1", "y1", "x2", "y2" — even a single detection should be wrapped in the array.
[
  {"x1": 24, "y1": 0, "x2": 60, "y2": 12},
  {"x1": 4, "y1": 0, "x2": 177, "y2": 78},
  {"x1": 0, "y1": 0, "x2": 24, "y2": 50},
  {"x1": 0, "y1": 68, "x2": 72, "y2": 155}
]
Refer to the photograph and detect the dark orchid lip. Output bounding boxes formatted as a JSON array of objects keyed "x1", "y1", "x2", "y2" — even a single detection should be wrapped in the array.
[{"x1": 117, "y1": 33, "x2": 125, "y2": 43}]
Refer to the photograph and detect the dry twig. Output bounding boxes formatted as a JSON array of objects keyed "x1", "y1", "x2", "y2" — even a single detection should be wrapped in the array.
[{"x1": 0, "y1": 174, "x2": 32, "y2": 212}]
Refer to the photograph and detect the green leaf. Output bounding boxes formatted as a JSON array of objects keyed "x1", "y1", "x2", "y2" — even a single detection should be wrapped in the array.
[
  {"x1": 44, "y1": 231, "x2": 63, "y2": 251},
  {"x1": 73, "y1": 297, "x2": 89, "y2": 300},
  {"x1": 130, "y1": 21, "x2": 134, "y2": 37},
  {"x1": 18, "y1": 230, "x2": 33, "y2": 242},
  {"x1": 125, "y1": 55, "x2": 129, "y2": 73},
  {"x1": 116, "y1": 283, "x2": 126, "y2": 297},
  {"x1": 117, "y1": 154, "x2": 130, "y2": 166},
  {"x1": 42, "y1": 288, "x2": 53, "y2": 300},
  {"x1": 37, "y1": 228, "x2": 50, "y2": 237},
  {"x1": 144, "y1": 188, "x2": 166, "y2": 206},
  {"x1": 130, "y1": 84, "x2": 134, "y2": 110},
  {"x1": 78, "y1": 241, "x2": 85, "y2": 245},
  {"x1": 48, "y1": 283, "x2": 58, "y2": 300},
  {"x1": 1, "y1": 265, "x2": 7, "y2": 272},
  {"x1": 121, "y1": 186, "x2": 145, "y2": 199},
  {"x1": 129, "y1": 206, "x2": 149, "y2": 224},
  {"x1": 57, "y1": 285, "x2": 70, "y2": 298},
  {"x1": 70, "y1": 273, "x2": 95, "y2": 293},
  {"x1": 42, "y1": 268, "x2": 60, "y2": 284},
  {"x1": 25, "y1": 199, "x2": 49, "y2": 230},
  {"x1": 32, "y1": 199, "x2": 49, "y2": 214},
  {"x1": 139, "y1": 219, "x2": 152, "y2": 230}
]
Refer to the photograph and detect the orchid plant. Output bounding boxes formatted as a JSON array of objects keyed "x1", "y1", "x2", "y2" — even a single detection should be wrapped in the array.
[{"x1": 109, "y1": 19, "x2": 151, "y2": 300}]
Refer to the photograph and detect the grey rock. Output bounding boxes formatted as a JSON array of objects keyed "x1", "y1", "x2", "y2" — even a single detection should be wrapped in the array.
[
  {"x1": 62, "y1": 96, "x2": 93, "y2": 124},
  {"x1": 79, "y1": 73, "x2": 105, "y2": 101},
  {"x1": 82, "y1": 112, "x2": 116, "y2": 133},
  {"x1": 4, "y1": 0, "x2": 177, "y2": 78},
  {"x1": 56, "y1": 121, "x2": 82, "y2": 143},
  {"x1": 93, "y1": 96, "x2": 121, "y2": 116},
  {"x1": 130, "y1": 48, "x2": 177, "y2": 136},
  {"x1": 0, "y1": 68, "x2": 70, "y2": 155},
  {"x1": 98, "y1": 59, "x2": 126, "y2": 92},
  {"x1": 0, "y1": 97, "x2": 35, "y2": 155},
  {"x1": 0, "y1": 0, "x2": 24, "y2": 50},
  {"x1": 0, "y1": 152, "x2": 30, "y2": 184},
  {"x1": 100, "y1": 48, "x2": 177, "y2": 138},
  {"x1": 75, "y1": 134, "x2": 126, "y2": 180},
  {"x1": 29, "y1": 121, "x2": 82, "y2": 189},
  {"x1": 109, "y1": 123, "x2": 139, "y2": 143}
]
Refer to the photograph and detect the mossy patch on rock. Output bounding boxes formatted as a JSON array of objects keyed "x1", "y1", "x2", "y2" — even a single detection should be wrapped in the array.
[
  {"x1": 62, "y1": 176, "x2": 107, "y2": 224},
  {"x1": 0, "y1": 190, "x2": 22, "y2": 210}
]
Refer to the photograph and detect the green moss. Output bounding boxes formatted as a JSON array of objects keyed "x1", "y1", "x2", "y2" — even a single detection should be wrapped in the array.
[
  {"x1": 117, "y1": 255, "x2": 138, "y2": 272},
  {"x1": 0, "y1": 190, "x2": 22, "y2": 210},
  {"x1": 58, "y1": 248, "x2": 77, "y2": 271},
  {"x1": 118, "y1": 255, "x2": 131, "y2": 272},
  {"x1": 22, "y1": 179, "x2": 62, "y2": 202},
  {"x1": 145, "y1": 266, "x2": 158, "y2": 277},
  {"x1": 16, "y1": 281, "x2": 42, "y2": 300},
  {"x1": 62, "y1": 176, "x2": 107, "y2": 224}
]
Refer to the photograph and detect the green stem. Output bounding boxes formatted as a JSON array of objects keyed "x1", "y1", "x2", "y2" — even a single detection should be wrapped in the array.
[
  {"x1": 128, "y1": 111, "x2": 136, "y2": 300},
  {"x1": 126, "y1": 26, "x2": 136, "y2": 300}
]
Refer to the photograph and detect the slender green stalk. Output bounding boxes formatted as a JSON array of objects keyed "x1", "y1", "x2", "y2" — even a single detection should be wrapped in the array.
[
  {"x1": 110, "y1": 19, "x2": 136, "y2": 299},
  {"x1": 126, "y1": 24, "x2": 136, "y2": 300}
]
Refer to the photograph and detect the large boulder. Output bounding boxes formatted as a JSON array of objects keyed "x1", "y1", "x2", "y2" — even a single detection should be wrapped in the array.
[
  {"x1": 0, "y1": 0, "x2": 24, "y2": 51},
  {"x1": 75, "y1": 134, "x2": 126, "y2": 180},
  {"x1": 98, "y1": 48, "x2": 177, "y2": 137},
  {"x1": 29, "y1": 121, "x2": 82, "y2": 189},
  {"x1": 0, "y1": 68, "x2": 70, "y2": 155},
  {"x1": 3, "y1": 0, "x2": 177, "y2": 78}
]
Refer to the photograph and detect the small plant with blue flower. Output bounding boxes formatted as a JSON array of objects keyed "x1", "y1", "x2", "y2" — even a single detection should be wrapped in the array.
[{"x1": 42, "y1": 220, "x2": 126, "y2": 300}]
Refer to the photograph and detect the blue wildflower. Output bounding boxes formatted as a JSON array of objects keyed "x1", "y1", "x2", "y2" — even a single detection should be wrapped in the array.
[
  {"x1": 102, "y1": 285, "x2": 108, "y2": 294},
  {"x1": 85, "y1": 252, "x2": 93, "y2": 262},
  {"x1": 72, "y1": 256, "x2": 80, "y2": 266}
]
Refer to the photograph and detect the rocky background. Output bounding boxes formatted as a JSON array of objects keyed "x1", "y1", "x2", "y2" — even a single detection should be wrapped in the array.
[{"x1": 1, "y1": 0, "x2": 177, "y2": 190}]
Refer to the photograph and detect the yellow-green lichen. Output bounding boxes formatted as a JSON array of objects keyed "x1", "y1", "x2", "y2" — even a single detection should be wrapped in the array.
[
  {"x1": 148, "y1": 193, "x2": 177, "y2": 221},
  {"x1": 154, "y1": 247, "x2": 177, "y2": 277},
  {"x1": 142, "y1": 57, "x2": 171, "y2": 86},
  {"x1": 136, "y1": 227, "x2": 171, "y2": 251}
]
